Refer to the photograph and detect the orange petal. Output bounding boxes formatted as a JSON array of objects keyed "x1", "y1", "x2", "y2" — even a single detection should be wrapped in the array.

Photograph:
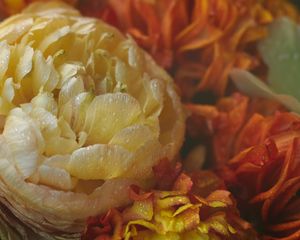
[{"x1": 178, "y1": 25, "x2": 223, "y2": 52}]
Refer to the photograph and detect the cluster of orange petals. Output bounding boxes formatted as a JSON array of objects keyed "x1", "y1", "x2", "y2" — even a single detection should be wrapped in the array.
[
  {"x1": 82, "y1": 163, "x2": 257, "y2": 240},
  {"x1": 219, "y1": 111, "x2": 300, "y2": 239},
  {"x1": 190, "y1": 92, "x2": 300, "y2": 239},
  {"x1": 186, "y1": 93, "x2": 284, "y2": 165},
  {"x1": 188, "y1": 93, "x2": 300, "y2": 238},
  {"x1": 104, "y1": 0, "x2": 300, "y2": 99}
]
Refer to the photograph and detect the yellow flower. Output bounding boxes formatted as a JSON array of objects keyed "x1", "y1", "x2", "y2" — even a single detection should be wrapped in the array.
[
  {"x1": 0, "y1": 2, "x2": 185, "y2": 239},
  {"x1": 83, "y1": 173, "x2": 257, "y2": 240}
]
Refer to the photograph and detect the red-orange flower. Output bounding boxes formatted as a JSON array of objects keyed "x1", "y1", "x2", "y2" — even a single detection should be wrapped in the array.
[
  {"x1": 186, "y1": 93, "x2": 284, "y2": 165},
  {"x1": 104, "y1": 0, "x2": 299, "y2": 99},
  {"x1": 218, "y1": 112, "x2": 300, "y2": 239}
]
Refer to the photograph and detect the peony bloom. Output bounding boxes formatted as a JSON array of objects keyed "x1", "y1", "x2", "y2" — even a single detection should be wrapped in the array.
[
  {"x1": 83, "y1": 171, "x2": 258, "y2": 240},
  {"x1": 0, "y1": 2, "x2": 185, "y2": 239}
]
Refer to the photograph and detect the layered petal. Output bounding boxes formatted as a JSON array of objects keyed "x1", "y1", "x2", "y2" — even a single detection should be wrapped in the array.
[{"x1": 0, "y1": 2, "x2": 185, "y2": 239}]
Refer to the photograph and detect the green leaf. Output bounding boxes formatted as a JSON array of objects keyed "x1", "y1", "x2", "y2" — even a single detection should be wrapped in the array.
[
  {"x1": 231, "y1": 17, "x2": 300, "y2": 114},
  {"x1": 258, "y1": 17, "x2": 300, "y2": 99},
  {"x1": 230, "y1": 69, "x2": 300, "y2": 113}
]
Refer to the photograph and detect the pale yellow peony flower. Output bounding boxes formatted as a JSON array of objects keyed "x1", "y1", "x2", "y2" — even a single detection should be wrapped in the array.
[{"x1": 0, "y1": 1, "x2": 185, "y2": 239}]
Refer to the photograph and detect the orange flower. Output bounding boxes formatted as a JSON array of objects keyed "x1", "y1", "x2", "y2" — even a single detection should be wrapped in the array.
[
  {"x1": 186, "y1": 92, "x2": 287, "y2": 165},
  {"x1": 82, "y1": 171, "x2": 257, "y2": 240},
  {"x1": 218, "y1": 112, "x2": 300, "y2": 239},
  {"x1": 102, "y1": 0, "x2": 299, "y2": 99}
]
